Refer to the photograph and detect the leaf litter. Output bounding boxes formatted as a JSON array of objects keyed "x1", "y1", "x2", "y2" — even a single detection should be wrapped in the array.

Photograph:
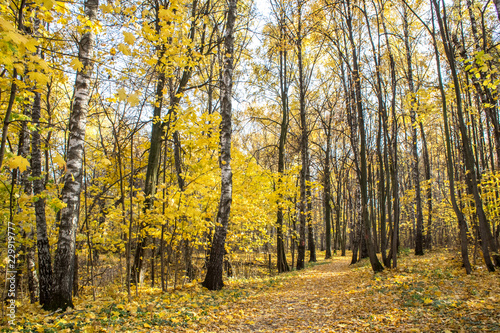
[{"x1": 3, "y1": 250, "x2": 499, "y2": 332}]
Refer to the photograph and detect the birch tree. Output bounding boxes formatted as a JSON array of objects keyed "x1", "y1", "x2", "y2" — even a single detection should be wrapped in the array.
[
  {"x1": 202, "y1": 0, "x2": 237, "y2": 290},
  {"x1": 46, "y1": 0, "x2": 99, "y2": 310}
]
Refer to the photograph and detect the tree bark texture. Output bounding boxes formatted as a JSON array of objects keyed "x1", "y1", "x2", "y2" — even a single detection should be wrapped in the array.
[
  {"x1": 347, "y1": 0, "x2": 383, "y2": 272},
  {"x1": 296, "y1": 0, "x2": 308, "y2": 271},
  {"x1": 202, "y1": 0, "x2": 236, "y2": 290},
  {"x1": 276, "y1": 18, "x2": 290, "y2": 272},
  {"x1": 429, "y1": 2, "x2": 471, "y2": 273},
  {"x1": 403, "y1": 6, "x2": 424, "y2": 256},
  {"x1": 324, "y1": 116, "x2": 332, "y2": 259},
  {"x1": 47, "y1": 0, "x2": 98, "y2": 310},
  {"x1": 31, "y1": 91, "x2": 53, "y2": 307}
]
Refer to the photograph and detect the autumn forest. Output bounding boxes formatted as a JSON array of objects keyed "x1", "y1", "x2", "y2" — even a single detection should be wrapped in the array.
[{"x1": 1, "y1": 0, "x2": 500, "y2": 330}]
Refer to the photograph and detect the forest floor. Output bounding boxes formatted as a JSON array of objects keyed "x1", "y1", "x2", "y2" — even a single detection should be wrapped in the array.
[{"x1": 3, "y1": 249, "x2": 500, "y2": 332}]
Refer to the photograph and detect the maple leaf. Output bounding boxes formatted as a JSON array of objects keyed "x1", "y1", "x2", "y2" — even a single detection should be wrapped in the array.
[
  {"x1": 53, "y1": 154, "x2": 66, "y2": 169},
  {"x1": 28, "y1": 72, "x2": 49, "y2": 85},
  {"x1": 127, "y1": 92, "x2": 140, "y2": 106},
  {"x1": 117, "y1": 43, "x2": 131, "y2": 56},
  {"x1": 43, "y1": 0, "x2": 54, "y2": 10},
  {"x1": 100, "y1": 3, "x2": 113, "y2": 13},
  {"x1": 123, "y1": 31, "x2": 136, "y2": 45},
  {"x1": 70, "y1": 58, "x2": 84, "y2": 71},
  {"x1": 7, "y1": 155, "x2": 30, "y2": 172},
  {"x1": 116, "y1": 88, "x2": 127, "y2": 101}
]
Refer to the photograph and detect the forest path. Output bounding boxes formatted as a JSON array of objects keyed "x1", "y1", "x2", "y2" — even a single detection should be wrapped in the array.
[
  {"x1": 172, "y1": 251, "x2": 500, "y2": 333},
  {"x1": 196, "y1": 255, "x2": 387, "y2": 333},
  {"x1": 14, "y1": 251, "x2": 498, "y2": 332},
  {"x1": 227, "y1": 256, "x2": 354, "y2": 332}
]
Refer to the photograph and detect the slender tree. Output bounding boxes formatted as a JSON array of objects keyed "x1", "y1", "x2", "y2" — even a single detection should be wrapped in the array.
[
  {"x1": 274, "y1": 0, "x2": 291, "y2": 273},
  {"x1": 431, "y1": 0, "x2": 499, "y2": 271},
  {"x1": 323, "y1": 107, "x2": 333, "y2": 259},
  {"x1": 46, "y1": 0, "x2": 99, "y2": 310},
  {"x1": 429, "y1": 4, "x2": 471, "y2": 273},
  {"x1": 296, "y1": 0, "x2": 308, "y2": 270},
  {"x1": 402, "y1": 5, "x2": 424, "y2": 256},
  {"x1": 202, "y1": 0, "x2": 237, "y2": 290},
  {"x1": 346, "y1": 0, "x2": 383, "y2": 272}
]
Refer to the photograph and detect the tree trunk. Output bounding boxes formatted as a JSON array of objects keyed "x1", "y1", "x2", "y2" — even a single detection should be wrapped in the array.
[
  {"x1": 17, "y1": 91, "x2": 39, "y2": 303},
  {"x1": 46, "y1": 0, "x2": 98, "y2": 310},
  {"x1": 296, "y1": 0, "x2": 307, "y2": 271},
  {"x1": 132, "y1": 65, "x2": 166, "y2": 282},
  {"x1": 428, "y1": 3, "x2": 471, "y2": 273},
  {"x1": 341, "y1": 182, "x2": 347, "y2": 257},
  {"x1": 0, "y1": 68, "x2": 17, "y2": 169},
  {"x1": 403, "y1": 6, "x2": 424, "y2": 256},
  {"x1": 364, "y1": 0, "x2": 388, "y2": 263},
  {"x1": 377, "y1": 122, "x2": 387, "y2": 264},
  {"x1": 324, "y1": 117, "x2": 333, "y2": 259},
  {"x1": 31, "y1": 90, "x2": 53, "y2": 307},
  {"x1": 276, "y1": 9, "x2": 290, "y2": 273},
  {"x1": 419, "y1": 122, "x2": 432, "y2": 250},
  {"x1": 202, "y1": 0, "x2": 236, "y2": 290},
  {"x1": 431, "y1": 0, "x2": 495, "y2": 271},
  {"x1": 26, "y1": 228, "x2": 39, "y2": 303},
  {"x1": 347, "y1": 0, "x2": 383, "y2": 272},
  {"x1": 494, "y1": 0, "x2": 500, "y2": 22},
  {"x1": 350, "y1": 190, "x2": 359, "y2": 265},
  {"x1": 307, "y1": 166, "x2": 316, "y2": 262},
  {"x1": 132, "y1": 0, "x2": 199, "y2": 277},
  {"x1": 380, "y1": 1, "x2": 399, "y2": 268}
]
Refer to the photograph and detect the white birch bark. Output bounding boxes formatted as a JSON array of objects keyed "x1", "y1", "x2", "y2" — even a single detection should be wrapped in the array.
[
  {"x1": 202, "y1": 0, "x2": 237, "y2": 290},
  {"x1": 48, "y1": 0, "x2": 98, "y2": 310}
]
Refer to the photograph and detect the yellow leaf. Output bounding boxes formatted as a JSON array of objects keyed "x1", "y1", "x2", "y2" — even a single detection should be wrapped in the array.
[
  {"x1": 117, "y1": 43, "x2": 131, "y2": 56},
  {"x1": 423, "y1": 297, "x2": 433, "y2": 305},
  {"x1": 123, "y1": 31, "x2": 136, "y2": 45},
  {"x1": 116, "y1": 88, "x2": 127, "y2": 101},
  {"x1": 7, "y1": 155, "x2": 30, "y2": 172},
  {"x1": 82, "y1": 326, "x2": 94, "y2": 333},
  {"x1": 0, "y1": 17, "x2": 15, "y2": 31},
  {"x1": 100, "y1": 3, "x2": 113, "y2": 13},
  {"x1": 158, "y1": 9, "x2": 170, "y2": 20},
  {"x1": 127, "y1": 93, "x2": 140, "y2": 106},
  {"x1": 28, "y1": 72, "x2": 49, "y2": 85},
  {"x1": 53, "y1": 154, "x2": 66, "y2": 169},
  {"x1": 25, "y1": 38, "x2": 38, "y2": 53},
  {"x1": 110, "y1": 47, "x2": 117, "y2": 55},
  {"x1": 43, "y1": 0, "x2": 54, "y2": 10},
  {"x1": 101, "y1": 158, "x2": 112, "y2": 166},
  {"x1": 143, "y1": 323, "x2": 151, "y2": 328},
  {"x1": 70, "y1": 58, "x2": 84, "y2": 71},
  {"x1": 146, "y1": 58, "x2": 157, "y2": 66}
]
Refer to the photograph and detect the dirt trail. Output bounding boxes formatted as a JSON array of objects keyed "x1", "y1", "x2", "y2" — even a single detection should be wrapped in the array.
[
  {"x1": 201, "y1": 256, "x2": 360, "y2": 333},
  {"x1": 168, "y1": 252, "x2": 500, "y2": 333}
]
